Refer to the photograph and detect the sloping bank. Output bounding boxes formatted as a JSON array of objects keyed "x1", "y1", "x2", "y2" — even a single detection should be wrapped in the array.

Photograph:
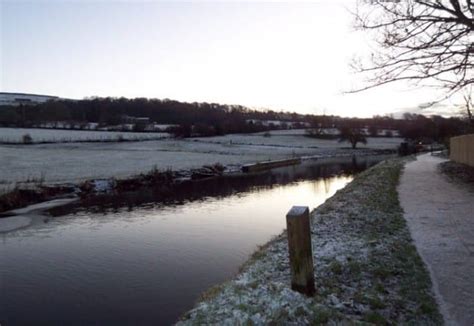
[{"x1": 178, "y1": 159, "x2": 442, "y2": 325}]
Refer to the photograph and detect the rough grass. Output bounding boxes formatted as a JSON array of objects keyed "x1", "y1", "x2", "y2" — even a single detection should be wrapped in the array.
[
  {"x1": 178, "y1": 158, "x2": 442, "y2": 325},
  {"x1": 438, "y1": 160, "x2": 474, "y2": 191}
]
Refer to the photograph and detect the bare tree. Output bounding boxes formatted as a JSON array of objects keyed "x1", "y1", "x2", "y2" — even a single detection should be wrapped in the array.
[
  {"x1": 352, "y1": 0, "x2": 473, "y2": 97},
  {"x1": 338, "y1": 125, "x2": 368, "y2": 149}
]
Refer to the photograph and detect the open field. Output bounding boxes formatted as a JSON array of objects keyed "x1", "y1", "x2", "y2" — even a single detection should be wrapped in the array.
[
  {"x1": 0, "y1": 130, "x2": 402, "y2": 193},
  {"x1": 0, "y1": 127, "x2": 169, "y2": 143},
  {"x1": 195, "y1": 130, "x2": 402, "y2": 149}
]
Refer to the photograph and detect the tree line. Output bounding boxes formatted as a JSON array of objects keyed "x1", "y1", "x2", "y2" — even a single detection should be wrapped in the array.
[
  {"x1": 0, "y1": 97, "x2": 471, "y2": 142},
  {"x1": 0, "y1": 97, "x2": 313, "y2": 135}
]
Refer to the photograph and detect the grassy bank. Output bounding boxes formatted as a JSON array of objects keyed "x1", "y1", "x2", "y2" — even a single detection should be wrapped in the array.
[{"x1": 178, "y1": 158, "x2": 442, "y2": 324}]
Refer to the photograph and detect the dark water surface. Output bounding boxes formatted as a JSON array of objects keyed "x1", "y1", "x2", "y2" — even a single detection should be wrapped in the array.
[{"x1": 0, "y1": 156, "x2": 389, "y2": 325}]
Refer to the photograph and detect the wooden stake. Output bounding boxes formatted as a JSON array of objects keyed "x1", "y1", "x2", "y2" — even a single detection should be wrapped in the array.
[{"x1": 286, "y1": 206, "x2": 315, "y2": 296}]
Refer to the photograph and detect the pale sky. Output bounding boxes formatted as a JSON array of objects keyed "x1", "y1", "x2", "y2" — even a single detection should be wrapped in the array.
[{"x1": 0, "y1": 0, "x2": 462, "y2": 117}]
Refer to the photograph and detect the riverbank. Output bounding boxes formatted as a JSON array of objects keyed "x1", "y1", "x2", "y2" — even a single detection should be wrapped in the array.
[
  {"x1": 0, "y1": 151, "x2": 395, "y2": 215},
  {"x1": 178, "y1": 158, "x2": 442, "y2": 324}
]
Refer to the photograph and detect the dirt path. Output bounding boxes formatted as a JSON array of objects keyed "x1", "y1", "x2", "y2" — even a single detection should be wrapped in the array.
[{"x1": 398, "y1": 154, "x2": 474, "y2": 325}]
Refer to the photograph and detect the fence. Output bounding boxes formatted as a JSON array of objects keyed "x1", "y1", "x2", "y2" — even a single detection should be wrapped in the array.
[{"x1": 450, "y1": 134, "x2": 474, "y2": 167}]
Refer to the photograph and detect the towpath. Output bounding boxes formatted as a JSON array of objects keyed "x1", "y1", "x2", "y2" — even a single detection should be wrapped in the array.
[{"x1": 398, "y1": 154, "x2": 474, "y2": 325}]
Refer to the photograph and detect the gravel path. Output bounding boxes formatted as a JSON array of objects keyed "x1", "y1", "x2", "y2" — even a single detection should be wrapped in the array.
[{"x1": 398, "y1": 154, "x2": 474, "y2": 325}]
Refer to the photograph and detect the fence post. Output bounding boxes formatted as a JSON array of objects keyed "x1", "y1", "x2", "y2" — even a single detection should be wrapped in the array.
[{"x1": 286, "y1": 206, "x2": 315, "y2": 296}]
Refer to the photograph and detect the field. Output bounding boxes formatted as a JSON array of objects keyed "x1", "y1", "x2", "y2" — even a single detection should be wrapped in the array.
[
  {"x1": 0, "y1": 128, "x2": 403, "y2": 194},
  {"x1": 0, "y1": 127, "x2": 169, "y2": 143},
  {"x1": 196, "y1": 129, "x2": 402, "y2": 149}
]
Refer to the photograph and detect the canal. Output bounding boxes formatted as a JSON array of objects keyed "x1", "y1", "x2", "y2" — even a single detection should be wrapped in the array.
[{"x1": 0, "y1": 155, "x2": 390, "y2": 325}]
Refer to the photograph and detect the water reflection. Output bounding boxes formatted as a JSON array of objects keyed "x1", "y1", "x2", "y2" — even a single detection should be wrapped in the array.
[
  {"x1": 0, "y1": 155, "x2": 389, "y2": 325},
  {"x1": 53, "y1": 155, "x2": 386, "y2": 216}
]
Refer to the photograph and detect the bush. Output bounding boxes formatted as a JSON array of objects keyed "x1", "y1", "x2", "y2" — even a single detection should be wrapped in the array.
[
  {"x1": 22, "y1": 133, "x2": 33, "y2": 144},
  {"x1": 168, "y1": 124, "x2": 192, "y2": 138}
]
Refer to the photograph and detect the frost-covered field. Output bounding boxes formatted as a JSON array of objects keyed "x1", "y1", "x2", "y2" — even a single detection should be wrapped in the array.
[
  {"x1": 0, "y1": 131, "x2": 401, "y2": 187},
  {"x1": 196, "y1": 131, "x2": 403, "y2": 150},
  {"x1": 0, "y1": 140, "x2": 311, "y2": 186},
  {"x1": 0, "y1": 128, "x2": 169, "y2": 143}
]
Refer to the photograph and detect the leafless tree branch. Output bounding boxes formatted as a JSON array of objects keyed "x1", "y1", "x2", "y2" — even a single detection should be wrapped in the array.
[{"x1": 352, "y1": 0, "x2": 473, "y2": 101}]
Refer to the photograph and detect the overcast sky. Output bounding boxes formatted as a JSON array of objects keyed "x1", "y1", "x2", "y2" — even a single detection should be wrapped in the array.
[{"x1": 0, "y1": 0, "x2": 463, "y2": 117}]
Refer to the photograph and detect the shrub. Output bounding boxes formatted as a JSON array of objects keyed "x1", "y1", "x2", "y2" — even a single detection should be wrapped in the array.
[{"x1": 22, "y1": 133, "x2": 33, "y2": 144}]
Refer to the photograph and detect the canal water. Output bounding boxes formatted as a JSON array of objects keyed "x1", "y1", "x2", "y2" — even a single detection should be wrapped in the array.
[{"x1": 0, "y1": 156, "x2": 389, "y2": 325}]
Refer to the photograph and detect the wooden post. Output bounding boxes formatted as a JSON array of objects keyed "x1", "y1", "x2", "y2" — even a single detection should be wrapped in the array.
[{"x1": 286, "y1": 206, "x2": 315, "y2": 296}]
